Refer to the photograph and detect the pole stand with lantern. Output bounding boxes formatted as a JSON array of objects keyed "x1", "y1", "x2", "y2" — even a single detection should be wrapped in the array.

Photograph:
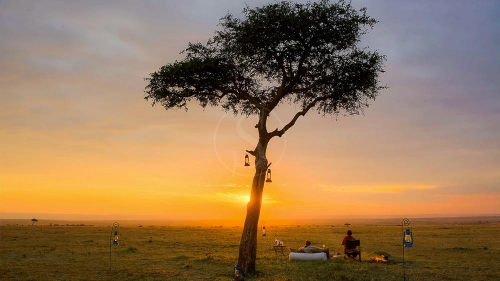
[
  {"x1": 109, "y1": 222, "x2": 119, "y2": 271},
  {"x1": 402, "y1": 218, "x2": 413, "y2": 281}
]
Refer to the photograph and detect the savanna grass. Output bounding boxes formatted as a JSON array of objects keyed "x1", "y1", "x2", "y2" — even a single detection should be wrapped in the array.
[{"x1": 1, "y1": 218, "x2": 499, "y2": 280}]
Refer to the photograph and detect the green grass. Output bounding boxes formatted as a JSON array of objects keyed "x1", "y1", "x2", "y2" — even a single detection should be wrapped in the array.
[{"x1": 1, "y1": 218, "x2": 499, "y2": 280}]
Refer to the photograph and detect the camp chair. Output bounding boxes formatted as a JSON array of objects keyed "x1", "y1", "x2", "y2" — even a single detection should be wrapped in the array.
[{"x1": 344, "y1": 240, "x2": 361, "y2": 262}]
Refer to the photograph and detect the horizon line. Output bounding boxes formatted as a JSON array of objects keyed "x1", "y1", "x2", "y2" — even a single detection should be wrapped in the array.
[{"x1": 2, "y1": 212, "x2": 499, "y2": 221}]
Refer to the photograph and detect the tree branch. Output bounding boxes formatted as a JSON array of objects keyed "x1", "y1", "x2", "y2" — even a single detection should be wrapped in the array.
[
  {"x1": 214, "y1": 85, "x2": 263, "y2": 109},
  {"x1": 269, "y1": 95, "x2": 330, "y2": 138}
]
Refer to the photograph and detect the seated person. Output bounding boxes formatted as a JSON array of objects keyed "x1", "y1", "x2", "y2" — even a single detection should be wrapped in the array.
[
  {"x1": 341, "y1": 230, "x2": 358, "y2": 258},
  {"x1": 298, "y1": 240, "x2": 330, "y2": 259}
]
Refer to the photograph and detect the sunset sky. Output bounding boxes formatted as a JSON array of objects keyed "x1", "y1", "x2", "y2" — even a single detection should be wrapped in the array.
[{"x1": 1, "y1": 0, "x2": 499, "y2": 224}]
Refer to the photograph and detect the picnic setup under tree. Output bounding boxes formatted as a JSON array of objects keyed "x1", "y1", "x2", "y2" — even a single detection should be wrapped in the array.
[{"x1": 144, "y1": 0, "x2": 386, "y2": 274}]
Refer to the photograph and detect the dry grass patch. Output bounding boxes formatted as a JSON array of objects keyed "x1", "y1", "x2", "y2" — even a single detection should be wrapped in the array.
[{"x1": 1, "y1": 218, "x2": 499, "y2": 280}]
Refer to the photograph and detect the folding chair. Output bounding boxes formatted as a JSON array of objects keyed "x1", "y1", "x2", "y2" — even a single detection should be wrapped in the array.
[{"x1": 344, "y1": 239, "x2": 361, "y2": 262}]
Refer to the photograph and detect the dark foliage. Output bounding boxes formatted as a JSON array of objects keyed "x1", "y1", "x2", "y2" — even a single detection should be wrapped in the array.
[{"x1": 145, "y1": 0, "x2": 385, "y2": 125}]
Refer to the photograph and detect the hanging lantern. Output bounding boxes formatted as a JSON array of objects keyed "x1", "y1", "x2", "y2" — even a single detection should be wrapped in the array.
[
  {"x1": 244, "y1": 154, "x2": 250, "y2": 166},
  {"x1": 265, "y1": 169, "x2": 272, "y2": 182},
  {"x1": 113, "y1": 231, "x2": 119, "y2": 245},
  {"x1": 403, "y1": 228, "x2": 413, "y2": 247}
]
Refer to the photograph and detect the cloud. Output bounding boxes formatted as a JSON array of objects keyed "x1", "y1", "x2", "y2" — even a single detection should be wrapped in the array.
[{"x1": 322, "y1": 184, "x2": 437, "y2": 194}]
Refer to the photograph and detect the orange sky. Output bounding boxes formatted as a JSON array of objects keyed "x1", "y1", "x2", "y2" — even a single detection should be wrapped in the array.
[{"x1": 0, "y1": 1, "x2": 499, "y2": 223}]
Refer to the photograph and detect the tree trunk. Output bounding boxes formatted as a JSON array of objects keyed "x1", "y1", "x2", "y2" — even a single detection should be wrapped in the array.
[
  {"x1": 237, "y1": 137, "x2": 269, "y2": 274},
  {"x1": 237, "y1": 107, "x2": 272, "y2": 274}
]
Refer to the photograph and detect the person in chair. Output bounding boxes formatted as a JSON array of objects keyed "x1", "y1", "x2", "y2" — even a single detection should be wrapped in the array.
[{"x1": 341, "y1": 230, "x2": 358, "y2": 258}]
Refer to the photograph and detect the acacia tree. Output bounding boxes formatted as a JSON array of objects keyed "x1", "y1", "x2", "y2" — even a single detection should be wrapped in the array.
[{"x1": 145, "y1": 0, "x2": 385, "y2": 274}]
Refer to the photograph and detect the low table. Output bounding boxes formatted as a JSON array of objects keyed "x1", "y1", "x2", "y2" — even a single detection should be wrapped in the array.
[{"x1": 273, "y1": 245, "x2": 287, "y2": 257}]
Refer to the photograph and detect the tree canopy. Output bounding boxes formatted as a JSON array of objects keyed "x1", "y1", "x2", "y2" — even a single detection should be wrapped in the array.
[{"x1": 145, "y1": 0, "x2": 385, "y2": 134}]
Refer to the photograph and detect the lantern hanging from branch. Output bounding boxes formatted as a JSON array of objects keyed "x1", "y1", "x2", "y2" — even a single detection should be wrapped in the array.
[
  {"x1": 244, "y1": 154, "x2": 250, "y2": 166},
  {"x1": 265, "y1": 169, "x2": 272, "y2": 182}
]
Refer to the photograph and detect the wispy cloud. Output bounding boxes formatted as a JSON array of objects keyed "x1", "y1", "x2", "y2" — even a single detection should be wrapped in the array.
[{"x1": 321, "y1": 184, "x2": 437, "y2": 193}]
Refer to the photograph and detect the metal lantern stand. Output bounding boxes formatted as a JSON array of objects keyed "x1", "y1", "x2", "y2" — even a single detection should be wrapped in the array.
[
  {"x1": 402, "y1": 218, "x2": 413, "y2": 281},
  {"x1": 109, "y1": 222, "x2": 119, "y2": 271}
]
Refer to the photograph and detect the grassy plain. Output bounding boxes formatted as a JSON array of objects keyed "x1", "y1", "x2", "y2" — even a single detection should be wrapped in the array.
[{"x1": 1, "y1": 217, "x2": 499, "y2": 281}]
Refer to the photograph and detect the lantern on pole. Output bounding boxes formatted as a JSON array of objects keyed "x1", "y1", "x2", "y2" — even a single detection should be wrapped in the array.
[
  {"x1": 244, "y1": 154, "x2": 250, "y2": 166},
  {"x1": 265, "y1": 169, "x2": 272, "y2": 182},
  {"x1": 113, "y1": 230, "x2": 119, "y2": 245},
  {"x1": 404, "y1": 228, "x2": 414, "y2": 247}
]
